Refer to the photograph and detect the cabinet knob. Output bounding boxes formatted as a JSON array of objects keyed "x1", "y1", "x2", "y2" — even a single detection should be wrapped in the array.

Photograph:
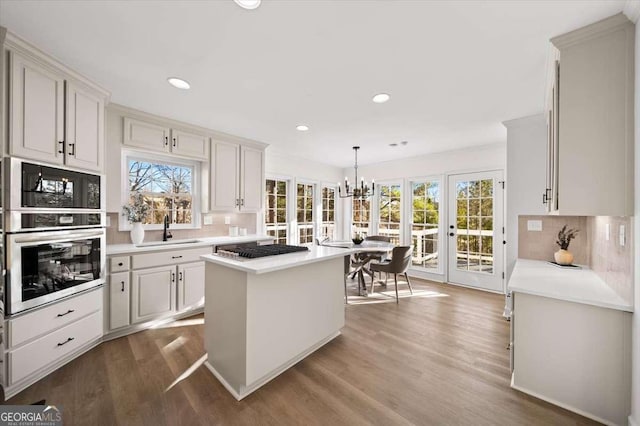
[
  {"x1": 118, "y1": 262, "x2": 123, "y2": 266},
  {"x1": 449, "y1": 232, "x2": 455, "y2": 237}
]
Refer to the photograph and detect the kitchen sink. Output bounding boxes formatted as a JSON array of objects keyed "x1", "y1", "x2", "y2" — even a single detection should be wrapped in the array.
[{"x1": 135, "y1": 239, "x2": 201, "y2": 247}]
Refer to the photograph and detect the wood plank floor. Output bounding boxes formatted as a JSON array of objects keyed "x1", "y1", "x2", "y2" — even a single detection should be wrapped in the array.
[{"x1": 2, "y1": 279, "x2": 599, "y2": 425}]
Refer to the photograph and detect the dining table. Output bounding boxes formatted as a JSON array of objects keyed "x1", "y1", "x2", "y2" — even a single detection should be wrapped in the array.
[{"x1": 321, "y1": 240, "x2": 395, "y2": 296}]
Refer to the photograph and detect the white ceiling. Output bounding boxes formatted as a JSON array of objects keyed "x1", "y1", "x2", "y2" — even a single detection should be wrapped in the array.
[{"x1": 0, "y1": 0, "x2": 627, "y2": 167}]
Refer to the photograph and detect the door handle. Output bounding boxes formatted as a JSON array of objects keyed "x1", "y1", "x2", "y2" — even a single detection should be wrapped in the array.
[
  {"x1": 121, "y1": 281, "x2": 125, "y2": 292},
  {"x1": 68, "y1": 143, "x2": 75, "y2": 156}
]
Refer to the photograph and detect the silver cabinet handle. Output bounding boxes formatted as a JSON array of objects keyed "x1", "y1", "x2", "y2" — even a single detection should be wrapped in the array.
[
  {"x1": 57, "y1": 309, "x2": 75, "y2": 317},
  {"x1": 57, "y1": 337, "x2": 74, "y2": 347}
]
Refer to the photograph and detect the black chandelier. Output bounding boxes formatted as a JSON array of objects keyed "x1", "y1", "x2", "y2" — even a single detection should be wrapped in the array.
[{"x1": 338, "y1": 146, "x2": 375, "y2": 199}]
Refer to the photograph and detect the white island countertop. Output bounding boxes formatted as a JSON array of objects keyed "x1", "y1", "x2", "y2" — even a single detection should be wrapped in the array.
[
  {"x1": 201, "y1": 245, "x2": 355, "y2": 275},
  {"x1": 107, "y1": 235, "x2": 274, "y2": 256},
  {"x1": 508, "y1": 259, "x2": 633, "y2": 312}
]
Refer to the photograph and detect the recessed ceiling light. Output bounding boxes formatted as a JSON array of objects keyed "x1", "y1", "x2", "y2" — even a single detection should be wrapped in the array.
[
  {"x1": 167, "y1": 77, "x2": 190, "y2": 90},
  {"x1": 389, "y1": 143, "x2": 398, "y2": 147},
  {"x1": 372, "y1": 93, "x2": 390, "y2": 103},
  {"x1": 296, "y1": 125, "x2": 309, "y2": 132},
  {"x1": 400, "y1": 141, "x2": 408, "y2": 146},
  {"x1": 234, "y1": 0, "x2": 261, "y2": 10}
]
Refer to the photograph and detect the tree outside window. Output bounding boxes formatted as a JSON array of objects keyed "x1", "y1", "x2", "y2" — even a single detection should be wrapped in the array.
[
  {"x1": 321, "y1": 186, "x2": 336, "y2": 240},
  {"x1": 411, "y1": 181, "x2": 440, "y2": 270},
  {"x1": 128, "y1": 159, "x2": 194, "y2": 225},
  {"x1": 297, "y1": 183, "x2": 314, "y2": 244},
  {"x1": 378, "y1": 184, "x2": 401, "y2": 244},
  {"x1": 352, "y1": 198, "x2": 370, "y2": 237},
  {"x1": 265, "y1": 179, "x2": 288, "y2": 244}
]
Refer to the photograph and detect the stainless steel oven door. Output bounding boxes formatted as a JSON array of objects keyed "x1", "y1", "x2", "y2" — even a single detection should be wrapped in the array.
[{"x1": 6, "y1": 228, "x2": 106, "y2": 315}]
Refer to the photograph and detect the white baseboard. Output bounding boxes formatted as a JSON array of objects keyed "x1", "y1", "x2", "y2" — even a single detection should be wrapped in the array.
[
  {"x1": 629, "y1": 414, "x2": 639, "y2": 426},
  {"x1": 510, "y1": 375, "x2": 617, "y2": 426},
  {"x1": 205, "y1": 331, "x2": 341, "y2": 400}
]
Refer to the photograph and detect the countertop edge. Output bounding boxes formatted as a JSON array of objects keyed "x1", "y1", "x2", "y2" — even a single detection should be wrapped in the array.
[
  {"x1": 509, "y1": 286, "x2": 634, "y2": 312},
  {"x1": 106, "y1": 235, "x2": 274, "y2": 256}
]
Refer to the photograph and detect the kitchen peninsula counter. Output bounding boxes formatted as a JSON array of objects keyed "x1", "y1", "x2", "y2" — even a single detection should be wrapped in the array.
[{"x1": 201, "y1": 245, "x2": 354, "y2": 400}]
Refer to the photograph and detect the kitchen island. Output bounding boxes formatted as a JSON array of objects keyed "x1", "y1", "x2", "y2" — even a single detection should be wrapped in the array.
[{"x1": 200, "y1": 245, "x2": 354, "y2": 400}]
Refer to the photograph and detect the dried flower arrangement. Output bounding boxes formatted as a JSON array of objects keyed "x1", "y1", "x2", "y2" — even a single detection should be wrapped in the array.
[
  {"x1": 556, "y1": 225, "x2": 579, "y2": 250},
  {"x1": 122, "y1": 192, "x2": 150, "y2": 223}
]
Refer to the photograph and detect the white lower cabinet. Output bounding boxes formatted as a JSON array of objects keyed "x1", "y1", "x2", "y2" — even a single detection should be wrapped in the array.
[
  {"x1": 178, "y1": 261, "x2": 205, "y2": 311},
  {"x1": 10, "y1": 311, "x2": 103, "y2": 385},
  {"x1": 109, "y1": 272, "x2": 130, "y2": 330},
  {"x1": 131, "y1": 265, "x2": 176, "y2": 324}
]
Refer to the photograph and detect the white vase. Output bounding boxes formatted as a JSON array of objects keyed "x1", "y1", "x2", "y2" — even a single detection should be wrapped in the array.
[
  {"x1": 554, "y1": 249, "x2": 574, "y2": 265},
  {"x1": 130, "y1": 222, "x2": 145, "y2": 245}
]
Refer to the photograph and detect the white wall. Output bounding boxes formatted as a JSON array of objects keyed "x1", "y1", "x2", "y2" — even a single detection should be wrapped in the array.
[
  {"x1": 503, "y1": 114, "x2": 547, "y2": 281},
  {"x1": 350, "y1": 142, "x2": 506, "y2": 182},
  {"x1": 265, "y1": 149, "x2": 342, "y2": 183}
]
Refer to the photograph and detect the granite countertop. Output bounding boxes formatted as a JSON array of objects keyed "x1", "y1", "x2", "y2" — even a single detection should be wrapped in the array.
[
  {"x1": 106, "y1": 235, "x2": 274, "y2": 256},
  {"x1": 508, "y1": 259, "x2": 633, "y2": 312},
  {"x1": 201, "y1": 245, "x2": 355, "y2": 275}
]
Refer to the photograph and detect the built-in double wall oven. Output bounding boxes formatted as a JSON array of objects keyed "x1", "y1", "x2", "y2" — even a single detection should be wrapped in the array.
[{"x1": 5, "y1": 158, "x2": 106, "y2": 315}]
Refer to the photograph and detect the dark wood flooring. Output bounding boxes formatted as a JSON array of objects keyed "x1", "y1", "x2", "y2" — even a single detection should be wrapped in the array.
[{"x1": 2, "y1": 279, "x2": 599, "y2": 425}]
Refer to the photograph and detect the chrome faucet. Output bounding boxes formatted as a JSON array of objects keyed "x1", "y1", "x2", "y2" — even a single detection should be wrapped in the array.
[{"x1": 163, "y1": 215, "x2": 172, "y2": 241}]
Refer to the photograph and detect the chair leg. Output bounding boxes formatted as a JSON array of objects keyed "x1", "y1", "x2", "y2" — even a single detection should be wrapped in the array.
[
  {"x1": 394, "y1": 273, "x2": 399, "y2": 303},
  {"x1": 350, "y1": 271, "x2": 358, "y2": 280},
  {"x1": 344, "y1": 275, "x2": 349, "y2": 304},
  {"x1": 370, "y1": 272, "x2": 375, "y2": 295},
  {"x1": 405, "y1": 272, "x2": 413, "y2": 294}
]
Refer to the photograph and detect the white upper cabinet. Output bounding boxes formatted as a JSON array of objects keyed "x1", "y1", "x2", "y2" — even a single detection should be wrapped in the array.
[
  {"x1": 123, "y1": 117, "x2": 170, "y2": 153},
  {"x1": 123, "y1": 117, "x2": 209, "y2": 160},
  {"x1": 9, "y1": 51, "x2": 64, "y2": 164},
  {"x1": 171, "y1": 129, "x2": 209, "y2": 160},
  {"x1": 210, "y1": 141, "x2": 264, "y2": 212},
  {"x1": 6, "y1": 34, "x2": 109, "y2": 172},
  {"x1": 546, "y1": 13, "x2": 634, "y2": 216},
  {"x1": 211, "y1": 141, "x2": 240, "y2": 211},
  {"x1": 240, "y1": 146, "x2": 264, "y2": 212},
  {"x1": 65, "y1": 82, "x2": 105, "y2": 172}
]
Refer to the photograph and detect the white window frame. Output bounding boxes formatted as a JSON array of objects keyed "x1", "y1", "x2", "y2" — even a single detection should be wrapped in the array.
[
  {"x1": 295, "y1": 179, "x2": 317, "y2": 245},
  {"x1": 372, "y1": 180, "x2": 403, "y2": 245},
  {"x1": 265, "y1": 174, "x2": 291, "y2": 245},
  {"x1": 319, "y1": 182, "x2": 339, "y2": 241},
  {"x1": 120, "y1": 150, "x2": 201, "y2": 231},
  {"x1": 405, "y1": 175, "x2": 445, "y2": 277}
]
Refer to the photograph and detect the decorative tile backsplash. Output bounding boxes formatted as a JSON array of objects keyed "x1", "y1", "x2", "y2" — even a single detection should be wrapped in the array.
[
  {"x1": 107, "y1": 212, "x2": 258, "y2": 245},
  {"x1": 518, "y1": 215, "x2": 633, "y2": 304}
]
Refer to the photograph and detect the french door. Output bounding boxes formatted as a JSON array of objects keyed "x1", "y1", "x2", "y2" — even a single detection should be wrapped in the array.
[{"x1": 447, "y1": 171, "x2": 504, "y2": 292}]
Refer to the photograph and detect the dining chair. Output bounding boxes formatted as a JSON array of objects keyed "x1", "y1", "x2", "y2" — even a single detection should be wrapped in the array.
[
  {"x1": 369, "y1": 246, "x2": 413, "y2": 303},
  {"x1": 364, "y1": 235, "x2": 392, "y2": 280}
]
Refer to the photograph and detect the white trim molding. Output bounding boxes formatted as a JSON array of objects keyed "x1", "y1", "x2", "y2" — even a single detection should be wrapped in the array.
[{"x1": 624, "y1": 0, "x2": 640, "y2": 23}]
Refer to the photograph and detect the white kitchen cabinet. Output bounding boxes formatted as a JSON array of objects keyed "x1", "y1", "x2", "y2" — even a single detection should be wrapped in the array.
[
  {"x1": 544, "y1": 13, "x2": 634, "y2": 216},
  {"x1": 131, "y1": 265, "x2": 176, "y2": 324},
  {"x1": 123, "y1": 117, "x2": 171, "y2": 153},
  {"x1": 177, "y1": 261, "x2": 205, "y2": 311},
  {"x1": 65, "y1": 81, "x2": 105, "y2": 172},
  {"x1": 6, "y1": 39, "x2": 109, "y2": 172},
  {"x1": 109, "y1": 272, "x2": 130, "y2": 330},
  {"x1": 171, "y1": 129, "x2": 209, "y2": 160},
  {"x1": 9, "y1": 51, "x2": 64, "y2": 164},
  {"x1": 210, "y1": 141, "x2": 264, "y2": 212},
  {"x1": 123, "y1": 117, "x2": 209, "y2": 160}
]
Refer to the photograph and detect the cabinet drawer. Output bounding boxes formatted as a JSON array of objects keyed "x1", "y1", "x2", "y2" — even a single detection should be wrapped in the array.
[
  {"x1": 132, "y1": 247, "x2": 211, "y2": 270},
  {"x1": 110, "y1": 256, "x2": 130, "y2": 272},
  {"x1": 9, "y1": 288, "x2": 102, "y2": 348},
  {"x1": 9, "y1": 311, "x2": 103, "y2": 385}
]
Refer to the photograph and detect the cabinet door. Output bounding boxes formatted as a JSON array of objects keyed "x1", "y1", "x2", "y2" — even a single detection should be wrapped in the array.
[
  {"x1": 65, "y1": 82, "x2": 105, "y2": 172},
  {"x1": 131, "y1": 265, "x2": 176, "y2": 324},
  {"x1": 9, "y1": 51, "x2": 64, "y2": 164},
  {"x1": 123, "y1": 117, "x2": 171, "y2": 153},
  {"x1": 177, "y1": 261, "x2": 205, "y2": 311},
  {"x1": 109, "y1": 272, "x2": 130, "y2": 330},
  {"x1": 211, "y1": 141, "x2": 240, "y2": 211},
  {"x1": 171, "y1": 129, "x2": 209, "y2": 160},
  {"x1": 240, "y1": 146, "x2": 264, "y2": 212}
]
